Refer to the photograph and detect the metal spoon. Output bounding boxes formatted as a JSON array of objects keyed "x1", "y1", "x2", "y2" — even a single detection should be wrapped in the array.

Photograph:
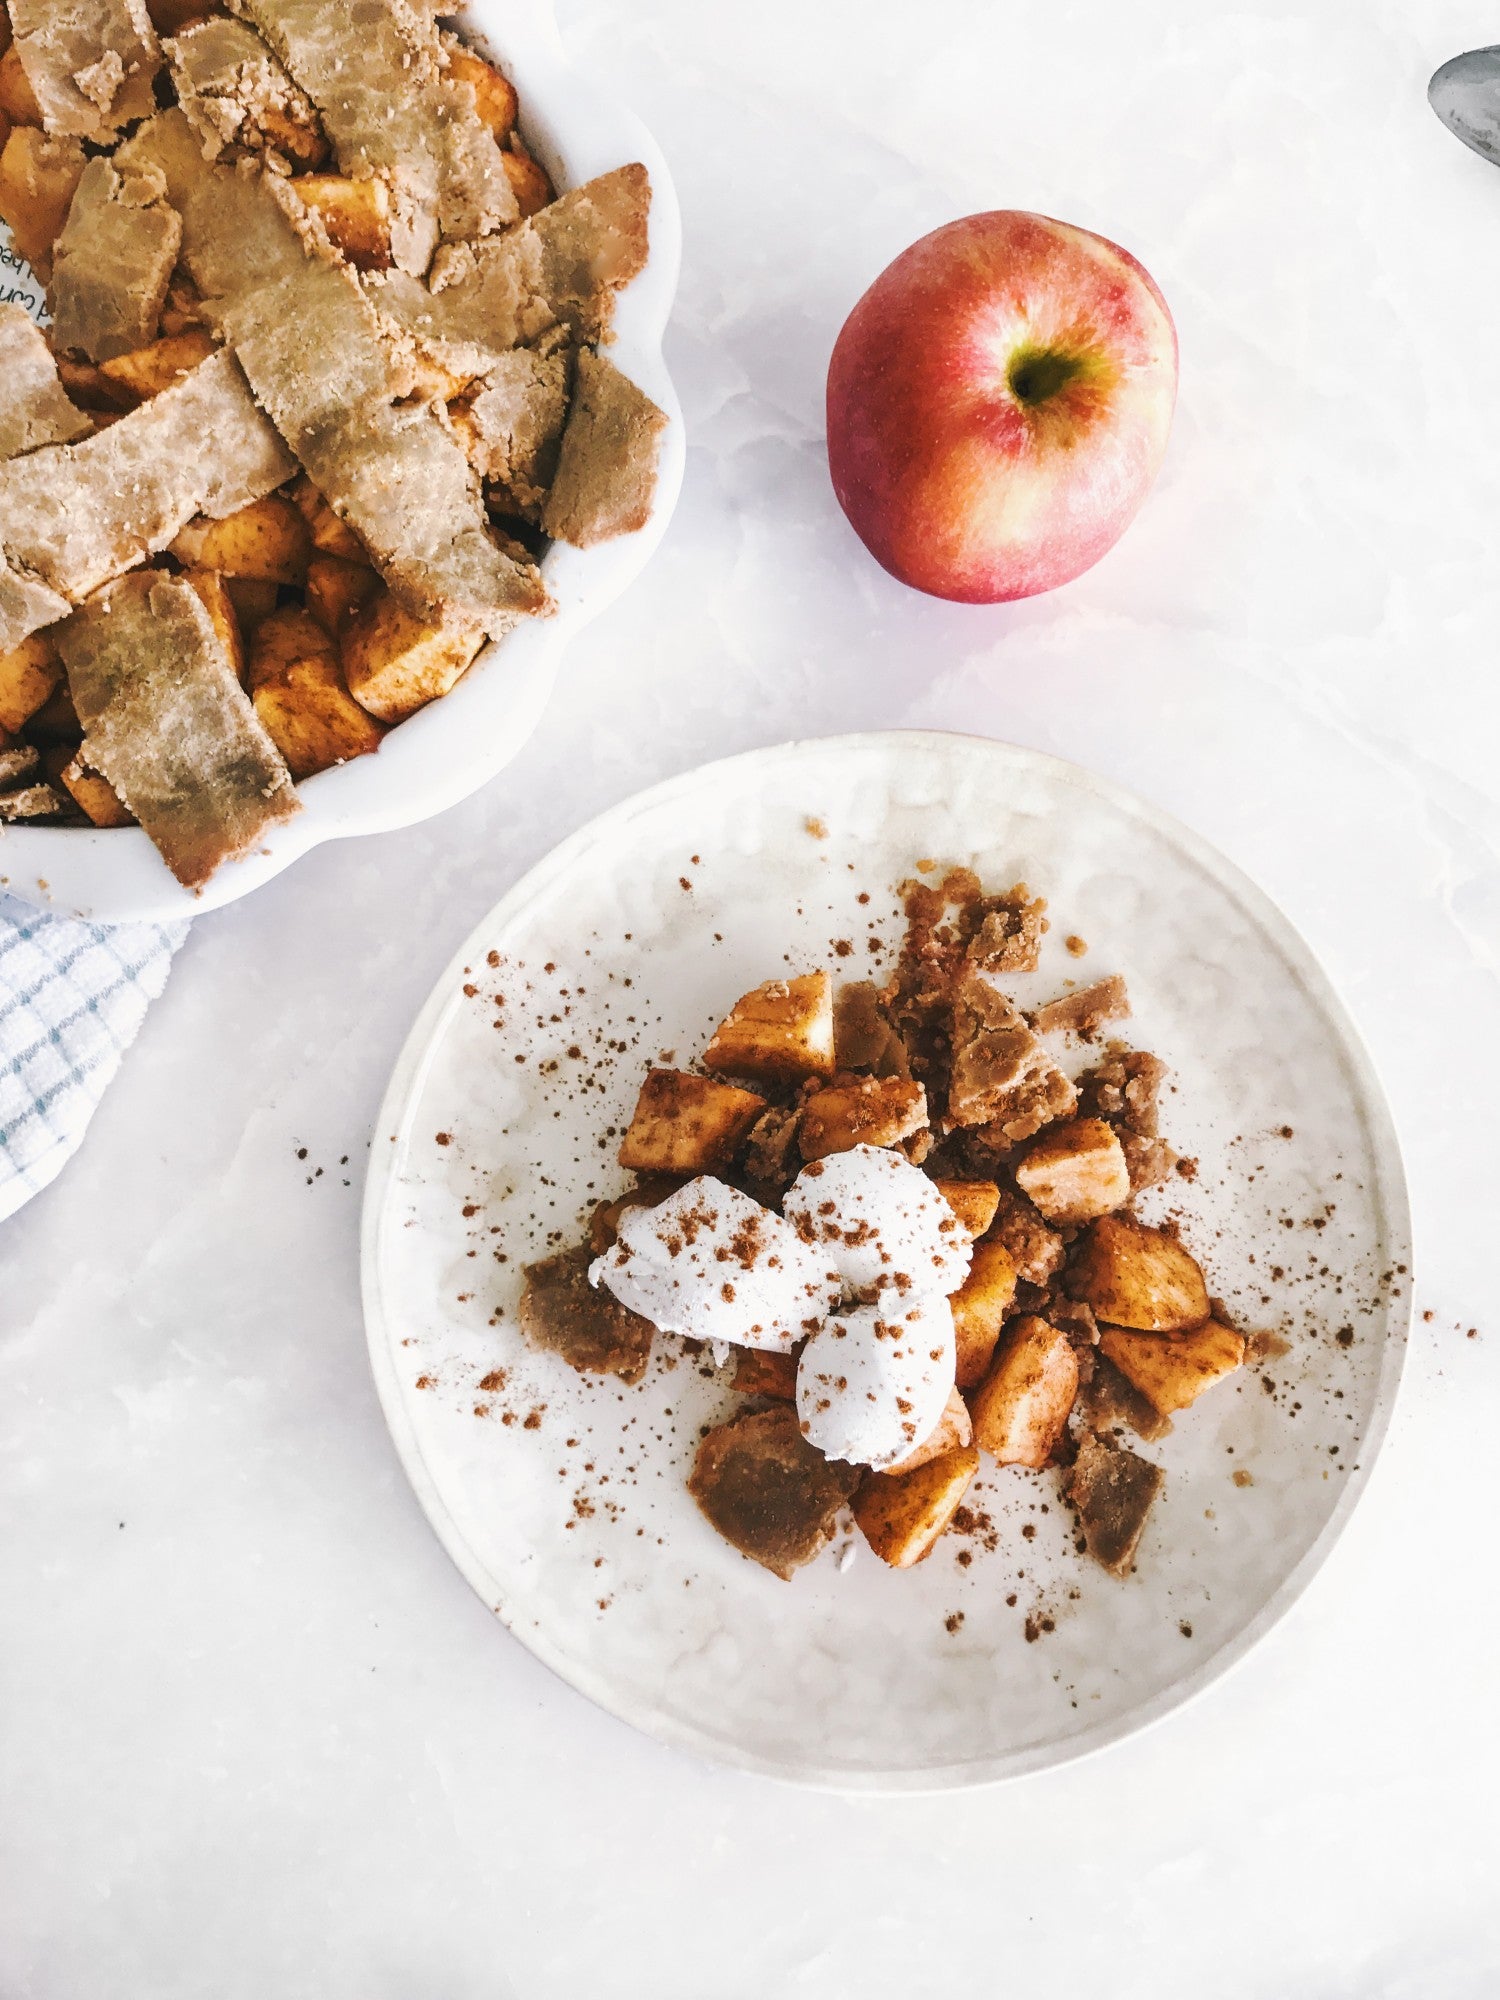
[{"x1": 1430, "y1": 46, "x2": 1500, "y2": 166}]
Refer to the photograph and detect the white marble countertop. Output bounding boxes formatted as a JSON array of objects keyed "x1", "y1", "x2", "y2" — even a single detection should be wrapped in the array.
[{"x1": 4, "y1": 0, "x2": 1499, "y2": 1991}]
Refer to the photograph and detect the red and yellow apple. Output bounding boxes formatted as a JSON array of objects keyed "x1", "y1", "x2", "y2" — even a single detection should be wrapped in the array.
[{"x1": 825, "y1": 211, "x2": 1177, "y2": 603}]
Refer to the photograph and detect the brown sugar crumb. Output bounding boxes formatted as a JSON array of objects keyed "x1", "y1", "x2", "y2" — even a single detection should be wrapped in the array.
[
  {"x1": 1065, "y1": 934, "x2": 1088, "y2": 957},
  {"x1": 1068, "y1": 1432, "x2": 1165, "y2": 1575},
  {"x1": 1232, "y1": 1468, "x2": 1254, "y2": 1487},
  {"x1": 944, "y1": 1611, "x2": 965, "y2": 1635},
  {"x1": 804, "y1": 816, "x2": 828, "y2": 839},
  {"x1": 478, "y1": 1369, "x2": 508, "y2": 1393},
  {"x1": 687, "y1": 1404, "x2": 860, "y2": 1580},
  {"x1": 1179, "y1": 1619, "x2": 1194, "y2": 1638},
  {"x1": 518, "y1": 1246, "x2": 655, "y2": 1384},
  {"x1": 1023, "y1": 1611, "x2": 1056, "y2": 1643},
  {"x1": 414, "y1": 1375, "x2": 435, "y2": 1390},
  {"x1": 487, "y1": 950, "x2": 500, "y2": 968},
  {"x1": 522, "y1": 1407, "x2": 545, "y2": 1430}
]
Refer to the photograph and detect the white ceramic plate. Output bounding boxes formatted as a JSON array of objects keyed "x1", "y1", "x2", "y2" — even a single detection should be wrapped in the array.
[
  {"x1": 0, "y1": 0, "x2": 684, "y2": 924},
  {"x1": 362, "y1": 731, "x2": 1411, "y2": 1790}
]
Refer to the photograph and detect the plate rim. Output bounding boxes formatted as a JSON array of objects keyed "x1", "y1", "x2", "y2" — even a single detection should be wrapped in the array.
[{"x1": 360, "y1": 727, "x2": 1414, "y2": 1792}]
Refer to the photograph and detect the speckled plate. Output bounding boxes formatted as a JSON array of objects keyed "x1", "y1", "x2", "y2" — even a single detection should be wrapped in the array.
[{"x1": 361, "y1": 731, "x2": 1411, "y2": 1790}]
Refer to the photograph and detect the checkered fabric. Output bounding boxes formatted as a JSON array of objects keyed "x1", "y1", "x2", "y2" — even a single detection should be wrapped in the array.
[{"x1": 0, "y1": 895, "x2": 185, "y2": 1223}]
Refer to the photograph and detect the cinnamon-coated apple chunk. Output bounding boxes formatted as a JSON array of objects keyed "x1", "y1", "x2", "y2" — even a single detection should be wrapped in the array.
[
  {"x1": 968, "y1": 1316, "x2": 1079, "y2": 1467},
  {"x1": 182, "y1": 569, "x2": 246, "y2": 683},
  {"x1": 293, "y1": 173, "x2": 392, "y2": 272},
  {"x1": 798, "y1": 1075, "x2": 927, "y2": 1160},
  {"x1": 931, "y1": 1177, "x2": 1001, "y2": 1241},
  {"x1": 702, "y1": 970, "x2": 836, "y2": 1084},
  {"x1": 1014, "y1": 1115, "x2": 1131, "y2": 1225},
  {"x1": 950, "y1": 1238, "x2": 1019, "y2": 1391},
  {"x1": 885, "y1": 1385, "x2": 973, "y2": 1474},
  {"x1": 853, "y1": 1444, "x2": 980, "y2": 1569},
  {"x1": 341, "y1": 591, "x2": 486, "y2": 726},
  {"x1": 170, "y1": 493, "x2": 311, "y2": 584},
  {"x1": 0, "y1": 632, "x2": 62, "y2": 734},
  {"x1": 1068, "y1": 1213, "x2": 1210, "y2": 1334},
  {"x1": 1098, "y1": 1320, "x2": 1245, "y2": 1417},
  {"x1": 617, "y1": 1069, "x2": 765, "y2": 1174},
  {"x1": 247, "y1": 607, "x2": 385, "y2": 779},
  {"x1": 98, "y1": 331, "x2": 217, "y2": 401},
  {"x1": 0, "y1": 125, "x2": 84, "y2": 277},
  {"x1": 58, "y1": 755, "x2": 133, "y2": 827}
]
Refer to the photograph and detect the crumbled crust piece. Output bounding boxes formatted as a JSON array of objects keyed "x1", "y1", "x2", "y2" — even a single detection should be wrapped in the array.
[
  {"x1": 8, "y1": 0, "x2": 160, "y2": 142},
  {"x1": 832, "y1": 980, "x2": 911, "y2": 1078},
  {"x1": 367, "y1": 164, "x2": 652, "y2": 373},
  {"x1": 47, "y1": 157, "x2": 183, "y2": 363},
  {"x1": 0, "y1": 350, "x2": 296, "y2": 617},
  {"x1": 985, "y1": 1187, "x2": 1066, "y2": 1286},
  {"x1": 165, "y1": 16, "x2": 327, "y2": 168},
  {"x1": 733, "y1": 1347, "x2": 799, "y2": 1401},
  {"x1": 1031, "y1": 974, "x2": 1131, "y2": 1039},
  {"x1": 0, "y1": 743, "x2": 42, "y2": 788},
  {"x1": 946, "y1": 970, "x2": 1077, "y2": 1143},
  {"x1": 1068, "y1": 1431, "x2": 1165, "y2": 1575},
  {"x1": 966, "y1": 882, "x2": 1048, "y2": 975},
  {"x1": 114, "y1": 105, "x2": 209, "y2": 205},
  {"x1": 518, "y1": 1245, "x2": 654, "y2": 1385},
  {"x1": 688, "y1": 1404, "x2": 860, "y2": 1580},
  {"x1": 1120, "y1": 1133, "x2": 1178, "y2": 1192},
  {"x1": 1077, "y1": 1047, "x2": 1168, "y2": 1137},
  {"x1": 0, "y1": 780, "x2": 65, "y2": 820},
  {"x1": 57, "y1": 569, "x2": 299, "y2": 888},
  {"x1": 0, "y1": 565, "x2": 72, "y2": 658},
  {"x1": 740, "y1": 1104, "x2": 804, "y2": 1196},
  {"x1": 173, "y1": 162, "x2": 545, "y2": 629},
  {"x1": 232, "y1": 0, "x2": 515, "y2": 274},
  {"x1": 0, "y1": 305, "x2": 92, "y2": 459},
  {"x1": 452, "y1": 347, "x2": 570, "y2": 516},
  {"x1": 542, "y1": 348, "x2": 667, "y2": 548}
]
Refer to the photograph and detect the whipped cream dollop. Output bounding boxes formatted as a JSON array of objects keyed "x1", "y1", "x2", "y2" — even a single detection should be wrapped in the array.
[
  {"x1": 590, "y1": 1177, "x2": 841, "y2": 1353},
  {"x1": 783, "y1": 1145, "x2": 972, "y2": 1298},
  {"x1": 796, "y1": 1291, "x2": 956, "y2": 1471}
]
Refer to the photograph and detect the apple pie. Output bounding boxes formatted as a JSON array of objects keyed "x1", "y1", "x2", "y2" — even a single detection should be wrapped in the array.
[
  {"x1": 513, "y1": 868, "x2": 1258, "y2": 1584},
  {"x1": 0, "y1": 0, "x2": 667, "y2": 886}
]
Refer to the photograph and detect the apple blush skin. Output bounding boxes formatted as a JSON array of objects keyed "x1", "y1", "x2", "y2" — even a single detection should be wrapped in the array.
[{"x1": 826, "y1": 211, "x2": 1178, "y2": 603}]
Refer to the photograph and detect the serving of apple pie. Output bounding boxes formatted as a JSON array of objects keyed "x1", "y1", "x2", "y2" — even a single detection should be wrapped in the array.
[
  {"x1": 0, "y1": 0, "x2": 666, "y2": 887},
  {"x1": 517, "y1": 867, "x2": 1252, "y2": 1584}
]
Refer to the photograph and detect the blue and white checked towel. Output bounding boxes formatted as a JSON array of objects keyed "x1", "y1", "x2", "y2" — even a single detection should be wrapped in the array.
[
  {"x1": 0, "y1": 897, "x2": 185, "y2": 1224},
  {"x1": 1, "y1": 233, "x2": 188, "y2": 1223}
]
